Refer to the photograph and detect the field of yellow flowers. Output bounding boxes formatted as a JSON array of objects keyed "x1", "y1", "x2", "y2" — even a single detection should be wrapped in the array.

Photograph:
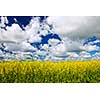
[{"x1": 0, "y1": 60, "x2": 100, "y2": 83}]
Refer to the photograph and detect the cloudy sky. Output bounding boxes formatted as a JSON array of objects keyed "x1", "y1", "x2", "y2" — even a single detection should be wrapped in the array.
[{"x1": 0, "y1": 16, "x2": 100, "y2": 61}]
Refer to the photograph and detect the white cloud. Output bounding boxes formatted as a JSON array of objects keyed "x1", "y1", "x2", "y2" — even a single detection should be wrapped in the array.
[
  {"x1": 39, "y1": 30, "x2": 49, "y2": 36},
  {"x1": 41, "y1": 37, "x2": 94, "y2": 59},
  {"x1": 0, "y1": 17, "x2": 42, "y2": 43},
  {"x1": 62, "y1": 38, "x2": 84, "y2": 52},
  {"x1": 41, "y1": 44, "x2": 49, "y2": 50},
  {"x1": 93, "y1": 40, "x2": 100, "y2": 44},
  {"x1": 0, "y1": 16, "x2": 8, "y2": 27},
  {"x1": 28, "y1": 34, "x2": 42, "y2": 43},
  {"x1": 48, "y1": 38, "x2": 60, "y2": 46},
  {"x1": 6, "y1": 23, "x2": 22, "y2": 32},
  {"x1": 47, "y1": 16, "x2": 100, "y2": 40},
  {"x1": 79, "y1": 51, "x2": 91, "y2": 58},
  {"x1": 0, "y1": 49, "x2": 3, "y2": 55},
  {"x1": 47, "y1": 38, "x2": 84, "y2": 58},
  {"x1": 0, "y1": 16, "x2": 100, "y2": 61},
  {"x1": 0, "y1": 24, "x2": 29, "y2": 43},
  {"x1": 39, "y1": 22, "x2": 51, "y2": 36},
  {"x1": 0, "y1": 17, "x2": 41, "y2": 57},
  {"x1": 4, "y1": 41, "x2": 37, "y2": 52},
  {"x1": 50, "y1": 56, "x2": 65, "y2": 61},
  {"x1": 47, "y1": 16, "x2": 100, "y2": 54},
  {"x1": 68, "y1": 52, "x2": 79, "y2": 58},
  {"x1": 25, "y1": 17, "x2": 40, "y2": 34},
  {"x1": 45, "y1": 37, "x2": 99, "y2": 60},
  {"x1": 92, "y1": 52, "x2": 100, "y2": 60},
  {"x1": 36, "y1": 50, "x2": 47, "y2": 56},
  {"x1": 82, "y1": 44, "x2": 99, "y2": 51},
  {"x1": 51, "y1": 43, "x2": 67, "y2": 56},
  {"x1": 4, "y1": 51, "x2": 32, "y2": 60}
]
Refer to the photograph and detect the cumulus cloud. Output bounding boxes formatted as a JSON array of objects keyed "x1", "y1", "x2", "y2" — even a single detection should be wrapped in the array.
[
  {"x1": 4, "y1": 41, "x2": 37, "y2": 52},
  {"x1": 0, "y1": 49, "x2": 3, "y2": 55},
  {"x1": 25, "y1": 17, "x2": 40, "y2": 34},
  {"x1": 0, "y1": 17, "x2": 42, "y2": 43},
  {"x1": 62, "y1": 37, "x2": 84, "y2": 52},
  {"x1": 48, "y1": 38, "x2": 60, "y2": 46},
  {"x1": 0, "y1": 16, "x2": 8, "y2": 27},
  {"x1": 0, "y1": 16, "x2": 100, "y2": 61},
  {"x1": 0, "y1": 24, "x2": 29, "y2": 43},
  {"x1": 0, "y1": 16, "x2": 49, "y2": 60},
  {"x1": 39, "y1": 30, "x2": 49, "y2": 36},
  {"x1": 79, "y1": 51, "x2": 92, "y2": 60},
  {"x1": 48, "y1": 38, "x2": 81, "y2": 57},
  {"x1": 38, "y1": 36, "x2": 100, "y2": 61},
  {"x1": 92, "y1": 52, "x2": 100, "y2": 60},
  {"x1": 28, "y1": 34, "x2": 42, "y2": 43},
  {"x1": 51, "y1": 43, "x2": 67, "y2": 56},
  {"x1": 82, "y1": 44, "x2": 99, "y2": 51},
  {"x1": 0, "y1": 17, "x2": 41, "y2": 50},
  {"x1": 47, "y1": 16, "x2": 100, "y2": 40},
  {"x1": 36, "y1": 50, "x2": 47, "y2": 56},
  {"x1": 46, "y1": 16, "x2": 100, "y2": 59},
  {"x1": 41, "y1": 44, "x2": 49, "y2": 50}
]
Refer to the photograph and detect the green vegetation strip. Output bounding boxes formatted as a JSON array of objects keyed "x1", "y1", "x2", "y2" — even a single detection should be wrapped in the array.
[{"x1": 0, "y1": 60, "x2": 100, "y2": 83}]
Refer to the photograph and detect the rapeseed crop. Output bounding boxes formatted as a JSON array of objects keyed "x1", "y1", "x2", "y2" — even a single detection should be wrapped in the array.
[{"x1": 0, "y1": 60, "x2": 100, "y2": 83}]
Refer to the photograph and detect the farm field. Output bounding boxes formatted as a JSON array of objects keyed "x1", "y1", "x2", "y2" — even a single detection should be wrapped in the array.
[{"x1": 0, "y1": 60, "x2": 100, "y2": 83}]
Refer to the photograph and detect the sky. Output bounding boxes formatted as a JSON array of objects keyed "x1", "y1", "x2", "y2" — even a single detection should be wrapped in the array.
[{"x1": 0, "y1": 16, "x2": 100, "y2": 61}]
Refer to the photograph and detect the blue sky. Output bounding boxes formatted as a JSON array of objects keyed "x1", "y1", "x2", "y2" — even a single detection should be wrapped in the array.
[{"x1": 0, "y1": 16, "x2": 100, "y2": 61}]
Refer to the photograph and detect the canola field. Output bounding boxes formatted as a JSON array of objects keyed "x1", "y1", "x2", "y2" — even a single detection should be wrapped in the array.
[{"x1": 0, "y1": 60, "x2": 100, "y2": 83}]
